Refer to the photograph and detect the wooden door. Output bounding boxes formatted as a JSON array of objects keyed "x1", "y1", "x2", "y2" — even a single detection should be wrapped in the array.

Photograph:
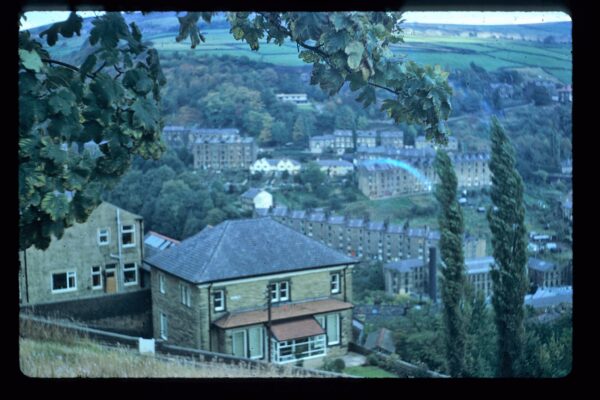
[{"x1": 105, "y1": 268, "x2": 117, "y2": 293}]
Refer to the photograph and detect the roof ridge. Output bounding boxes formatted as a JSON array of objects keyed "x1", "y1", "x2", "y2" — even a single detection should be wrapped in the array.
[{"x1": 196, "y1": 221, "x2": 230, "y2": 281}]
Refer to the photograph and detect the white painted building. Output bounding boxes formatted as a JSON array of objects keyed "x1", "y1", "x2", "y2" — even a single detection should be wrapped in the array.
[
  {"x1": 250, "y1": 158, "x2": 302, "y2": 175},
  {"x1": 241, "y1": 188, "x2": 273, "y2": 210},
  {"x1": 316, "y1": 159, "x2": 354, "y2": 177}
]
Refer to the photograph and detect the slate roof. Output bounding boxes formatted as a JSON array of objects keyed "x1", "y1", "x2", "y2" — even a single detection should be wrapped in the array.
[
  {"x1": 379, "y1": 131, "x2": 404, "y2": 138},
  {"x1": 316, "y1": 160, "x2": 354, "y2": 168},
  {"x1": 241, "y1": 188, "x2": 264, "y2": 199},
  {"x1": 528, "y1": 258, "x2": 558, "y2": 272},
  {"x1": 333, "y1": 129, "x2": 353, "y2": 137},
  {"x1": 144, "y1": 231, "x2": 180, "y2": 259},
  {"x1": 146, "y1": 218, "x2": 358, "y2": 284},
  {"x1": 387, "y1": 224, "x2": 404, "y2": 234},
  {"x1": 347, "y1": 218, "x2": 365, "y2": 228},
  {"x1": 254, "y1": 208, "x2": 270, "y2": 217},
  {"x1": 407, "y1": 228, "x2": 428, "y2": 237},
  {"x1": 310, "y1": 135, "x2": 336, "y2": 141},
  {"x1": 271, "y1": 206, "x2": 288, "y2": 217},
  {"x1": 290, "y1": 210, "x2": 306, "y2": 219},
  {"x1": 308, "y1": 212, "x2": 326, "y2": 222},
  {"x1": 367, "y1": 221, "x2": 385, "y2": 231},
  {"x1": 328, "y1": 215, "x2": 346, "y2": 225},
  {"x1": 384, "y1": 258, "x2": 424, "y2": 272}
]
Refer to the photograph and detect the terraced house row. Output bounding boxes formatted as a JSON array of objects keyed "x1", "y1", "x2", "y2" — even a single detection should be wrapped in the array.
[
  {"x1": 256, "y1": 206, "x2": 444, "y2": 263},
  {"x1": 355, "y1": 148, "x2": 491, "y2": 199}
]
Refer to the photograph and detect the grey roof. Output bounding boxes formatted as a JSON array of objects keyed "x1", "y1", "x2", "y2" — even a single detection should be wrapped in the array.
[
  {"x1": 428, "y1": 231, "x2": 441, "y2": 241},
  {"x1": 367, "y1": 221, "x2": 385, "y2": 231},
  {"x1": 407, "y1": 228, "x2": 428, "y2": 238},
  {"x1": 310, "y1": 135, "x2": 336, "y2": 141},
  {"x1": 241, "y1": 188, "x2": 264, "y2": 199},
  {"x1": 347, "y1": 218, "x2": 365, "y2": 228},
  {"x1": 333, "y1": 129, "x2": 353, "y2": 137},
  {"x1": 146, "y1": 218, "x2": 358, "y2": 284},
  {"x1": 356, "y1": 130, "x2": 377, "y2": 138},
  {"x1": 144, "y1": 231, "x2": 180, "y2": 259},
  {"x1": 271, "y1": 206, "x2": 288, "y2": 217},
  {"x1": 328, "y1": 215, "x2": 346, "y2": 225},
  {"x1": 290, "y1": 210, "x2": 306, "y2": 219},
  {"x1": 465, "y1": 257, "x2": 495, "y2": 274},
  {"x1": 384, "y1": 258, "x2": 424, "y2": 272},
  {"x1": 528, "y1": 258, "x2": 558, "y2": 272},
  {"x1": 192, "y1": 128, "x2": 240, "y2": 136},
  {"x1": 254, "y1": 208, "x2": 270, "y2": 217},
  {"x1": 379, "y1": 131, "x2": 404, "y2": 138},
  {"x1": 364, "y1": 328, "x2": 396, "y2": 353},
  {"x1": 308, "y1": 212, "x2": 326, "y2": 222},
  {"x1": 386, "y1": 224, "x2": 404, "y2": 234}
]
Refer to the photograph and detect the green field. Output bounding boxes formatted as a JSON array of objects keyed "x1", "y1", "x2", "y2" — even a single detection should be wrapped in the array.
[{"x1": 343, "y1": 365, "x2": 397, "y2": 378}]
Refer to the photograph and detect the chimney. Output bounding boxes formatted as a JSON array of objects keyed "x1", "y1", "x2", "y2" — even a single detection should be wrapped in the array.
[{"x1": 428, "y1": 247, "x2": 437, "y2": 303}]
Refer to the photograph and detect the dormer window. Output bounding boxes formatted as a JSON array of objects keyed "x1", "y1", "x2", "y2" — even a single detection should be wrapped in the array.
[{"x1": 269, "y1": 281, "x2": 289, "y2": 303}]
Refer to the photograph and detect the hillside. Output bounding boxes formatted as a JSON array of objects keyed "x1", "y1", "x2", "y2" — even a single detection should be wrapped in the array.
[{"x1": 30, "y1": 12, "x2": 572, "y2": 83}]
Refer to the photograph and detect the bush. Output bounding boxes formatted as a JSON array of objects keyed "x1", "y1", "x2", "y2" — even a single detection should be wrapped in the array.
[{"x1": 322, "y1": 357, "x2": 346, "y2": 373}]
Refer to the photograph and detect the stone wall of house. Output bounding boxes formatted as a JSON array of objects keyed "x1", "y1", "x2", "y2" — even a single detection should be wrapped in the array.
[
  {"x1": 151, "y1": 270, "x2": 202, "y2": 349},
  {"x1": 19, "y1": 202, "x2": 144, "y2": 305}
]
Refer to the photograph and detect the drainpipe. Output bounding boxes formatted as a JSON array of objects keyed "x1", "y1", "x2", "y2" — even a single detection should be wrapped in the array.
[
  {"x1": 207, "y1": 283, "x2": 212, "y2": 351},
  {"x1": 109, "y1": 208, "x2": 123, "y2": 289},
  {"x1": 343, "y1": 266, "x2": 347, "y2": 303}
]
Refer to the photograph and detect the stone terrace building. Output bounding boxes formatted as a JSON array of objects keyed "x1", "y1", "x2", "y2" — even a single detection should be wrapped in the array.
[
  {"x1": 193, "y1": 129, "x2": 257, "y2": 171},
  {"x1": 379, "y1": 131, "x2": 404, "y2": 148},
  {"x1": 146, "y1": 218, "x2": 358, "y2": 367},
  {"x1": 19, "y1": 202, "x2": 145, "y2": 305},
  {"x1": 528, "y1": 258, "x2": 564, "y2": 288},
  {"x1": 355, "y1": 151, "x2": 490, "y2": 199},
  {"x1": 259, "y1": 207, "x2": 439, "y2": 264}
]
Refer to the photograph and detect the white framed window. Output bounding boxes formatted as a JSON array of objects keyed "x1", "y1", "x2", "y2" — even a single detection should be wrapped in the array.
[
  {"x1": 91, "y1": 266, "x2": 102, "y2": 289},
  {"x1": 123, "y1": 263, "x2": 138, "y2": 286},
  {"x1": 52, "y1": 271, "x2": 77, "y2": 293},
  {"x1": 160, "y1": 313, "x2": 168, "y2": 340},
  {"x1": 331, "y1": 273, "x2": 341, "y2": 294},
  {"x1": 316, "y1": 313, "x2": 341, "y2": 346},
  {"x1": 97, "y1": 228, "x2": 110, "y2": 246},
  {"x1": 121, "y1": 224, "x2": 136, "y2": 248},
  {"x1": 159, "y1": 274, "x2": 165, "y2": 294},
  {"x1": 180, "y1": 284, "x2": 191, "y2": 307},
  {"x1": 214, "y1": 290, "x2": 225, "y2": 312},
  {"x1": 271, "y1": 335, "x2": 326, "y2": 364},
  {"x1": 269, "y1": 281, "x2": 289, "y2": 303}
]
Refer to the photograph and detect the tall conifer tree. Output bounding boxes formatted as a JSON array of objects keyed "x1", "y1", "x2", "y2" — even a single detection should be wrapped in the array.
[
  {"x1": 487, "y1": 117, "x2": 528, "y2": 377},
  {"x1": 434, "y1": 150, "x2": 466, "y2": 377}
]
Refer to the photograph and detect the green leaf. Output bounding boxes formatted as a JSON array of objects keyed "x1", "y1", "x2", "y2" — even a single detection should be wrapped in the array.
[
  {"x1": 345, "y1": 41, "x2": 365, "y2": 70},
  {"x1": 19, "y1": 49, "x2": 43, "y2": 72},
  {"x1": 41, "y1": 191, "x2": 70, "y2": 221},
  {"x1": 123, "y1": 69, "x2": 153, "y2": 95},
  {"x1": 80, "y1": 54, "x2": 97, "y2": 79},
  {"x1": 356, "y1": 86, "x2": 376, "y2": 107},
  {"x1": 131, "y1": 98, "x2": 159, "y2": 131},
  {"x1": 90, "y1": 73, "x2": 124, "y2": 108},
  {"x1": 48, "y1": 88, "x2": 76, "y2": 116}
]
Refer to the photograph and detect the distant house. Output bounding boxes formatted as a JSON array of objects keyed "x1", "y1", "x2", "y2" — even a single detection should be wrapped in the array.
[
  {"x1": 146, "y1": 218, "x2": 358, "y2": 367},
  {"x1": 557, "y1": 84, "x2": 572, "y2": 103},
  {"x1": 309, "y1": 135, "x2": 336, "y2": 154},
  {"x1": 364, "y1": 327, "x2": 396, "y2": 355},
  {"x1": 561, "y1": 159, "x2": 572, "y2": 175},
  {"x1": 562, "y1": 191, "x2": 573, "y2": 222},
  {"x1": 276, "y1": 93, "x2": 308, "y2": 104},
  {"x1": 19, "y1": 202, "x2": 145, "y2": 305},
  {"x1": 379, "y1": 131, "x2": 404, "y2": 148},
  {"x1": 192, "y1": 129, "x2": 258, "y2": 171},
  {"x1": 465, "y1": 257, "x2": 494, "y2": 299},
  {"x1": 528, "y1": 258, "x2": 563, "y2": 288},
  {"x1": 356, "y1": 130, "x2": 377, "y2": 148},
  {"x1": 240, "y1": 188, "x2": 273, "y2": 211},
  {"x1": 315, "y1": 159, "x2": 354, "y2": 177},
  {"x1": 250, "y1": 158, "x2": 302, "y2": 175},
  {"x1": 333, "y1": 130, "x2": 354, "y2": 152},
  {"x1": 383, "y1": 258, "x2": 429, "y2": 297}
]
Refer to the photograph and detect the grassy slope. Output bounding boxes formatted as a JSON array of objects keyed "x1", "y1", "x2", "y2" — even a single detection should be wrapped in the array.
[
  {"x1": 343, "y1": 365, "x2": 397, "y2": 378},
  {"x1": 19, "y1": 338, "x2": 310, "y2": 378}
]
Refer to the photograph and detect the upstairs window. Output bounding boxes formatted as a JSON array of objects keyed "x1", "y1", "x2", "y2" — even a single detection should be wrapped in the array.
[
  {"x1": 269, "y1": 281, "x2": 289, "y2": 303},
  {"x1": 180, "y1": 284, "x2": 191, "y2": 307},
  {"x1": 213, "y1": 290, "x2": 225, "y2": 312},
  {"x1": 331, "y1": 273, "x2": 341, "y2": 294},
  {"x1": 160, "y1": 313, "x2": 168, "y2": 340},
  {"x1": 159, "y1": 274, "x2": 166, "y2": 294},
  {"x1": 121, "y1": 225, "x2": 135, "y2": 248},
  {"x1": 97, "y1": 228, "x2": 110, "y2": 246}
]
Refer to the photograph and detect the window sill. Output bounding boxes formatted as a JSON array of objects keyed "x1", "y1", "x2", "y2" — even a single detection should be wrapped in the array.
[
  {"x1": 124, "y1": 282, "x2": 138, "y2": 287},
  {"x1": 122, "y1": 245, "x2": 136, "y2": 249},
  {"x1": 52, "y1": 288, "x2": 77, "y2": 294},
  {"x1": 92, "y1": 286, "x2": 103, "y2": 290}
]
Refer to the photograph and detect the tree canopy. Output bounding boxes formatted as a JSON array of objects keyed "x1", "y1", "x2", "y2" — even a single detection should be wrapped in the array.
[{"x1": 19, "y1": 11, "x2": 453, "y2": 250}]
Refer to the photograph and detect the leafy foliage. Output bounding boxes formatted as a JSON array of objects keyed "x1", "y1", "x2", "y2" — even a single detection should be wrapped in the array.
[
  {"x1": 486, "y1": 117, "x2": 529, "y2": 377},
  {"x1": 434, "y1": 150, "x2": 467, "y2": 377},
  {"x1": 19, "y1": 12, "x2": 167, "y2": 250}
]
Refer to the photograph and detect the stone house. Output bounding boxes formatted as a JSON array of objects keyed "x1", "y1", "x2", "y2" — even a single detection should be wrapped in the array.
[
  {"x1": 528, "y1": 258, "x2": 563, "y2": 288},
  {"x1": 379, "y1": 131, "x2": 404, "y2": 148},
  {"x1": 276, "y1": 93, "x2": 308, "y2": 104},
  {"x1": 315, "y1": 159, "x2": 354, "y2": 177},
  {"x1": 146, "y1": 218, "x2": 358, "y2": 367},
  {"x1": 383, "y1": 258, "x2": 428, "y2": 297},
  {"x1": 240, "y1": 188, "x2": 273, "y2": 211},
  {"x1": 309, "y1": 135, "x2": 336, "y2": 154},
  {"x1": 465, "y1": 256, "x2": 494, "y2": 299},
  {"x1": 193, "y1": 130, "x2": 258, "y2": 171},
  {"x1": 356, "y1": 130, "x2": 377, "y2": 148},
  {"x1": 19, "y1": 202, "x2": 145, "y2": 305},
  {"x1": 333, "y1": 130, "x2": 354, "y2": 152}
]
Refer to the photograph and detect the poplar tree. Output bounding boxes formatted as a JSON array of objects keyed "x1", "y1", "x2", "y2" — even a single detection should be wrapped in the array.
[
  {"x1": 434, "y1": 150, "x2": 466, "y2": 377},
  {"x1": 486, "y1": 117, "x2": 528, "y2": 377}
]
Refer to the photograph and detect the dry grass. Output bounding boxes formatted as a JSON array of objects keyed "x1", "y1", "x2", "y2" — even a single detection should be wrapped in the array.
[{"x1": 19, "y1": 337, "x2": 321, "y2": 378}]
